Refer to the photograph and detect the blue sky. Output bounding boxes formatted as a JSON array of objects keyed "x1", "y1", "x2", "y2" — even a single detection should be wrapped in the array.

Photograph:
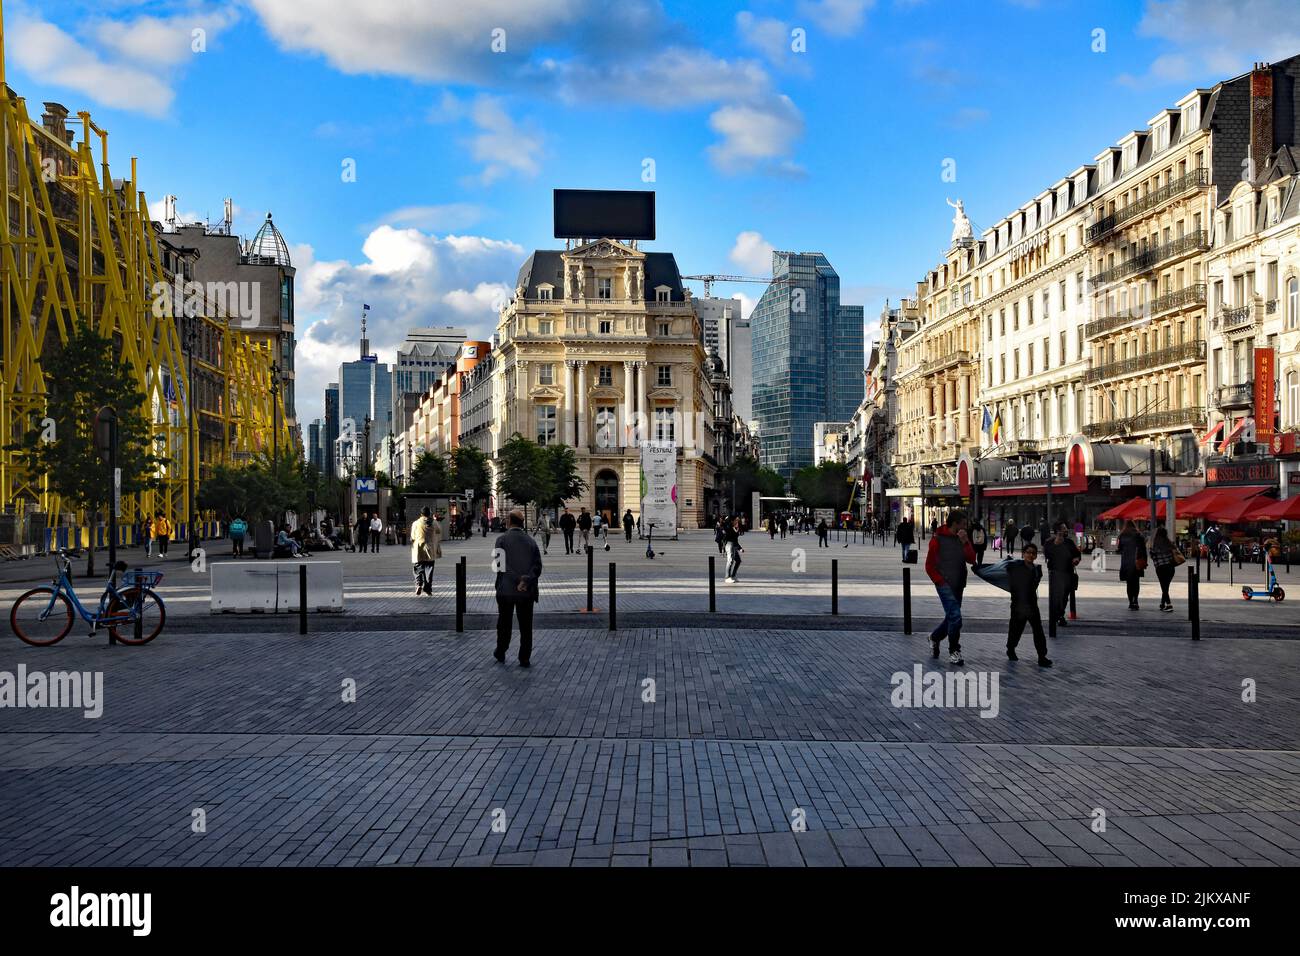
[{"x1": 8, "y1": 0, "x2": 1299, "y2": 428}]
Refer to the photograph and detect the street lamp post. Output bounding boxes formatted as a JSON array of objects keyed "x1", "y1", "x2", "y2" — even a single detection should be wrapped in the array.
[{"x1": 270, "y1": 361, "x2": 281, "y2": 472}]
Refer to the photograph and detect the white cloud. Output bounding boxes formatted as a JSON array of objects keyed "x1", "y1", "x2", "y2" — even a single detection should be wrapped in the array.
[
  {"x1": 736, "y1": 12, "x2": 796, "y2": 68},
  {"x1": 797, "y1": 0, "x2": 876, "y2": 36},
  {"x1": 729, "y1": 231, "x2": 776, "y2": 275},
  {"x1": 1125, "y1": 0, "x2": 1300, "y2": 86},
  {"x1": 290, "y1": 226, "x2": 525, "y2": 424},
  {"x1": 465, "y1": 96, "x2": 544, "y2": 185},
  {"x1": 9, "y1": 7, "x2": 235, "y2": 117},
  {"x1": 707, "y1": 96, "x2": 806, "y2": 175},
  {"x1": 10, "y1": 17, "x2": 175, "y2": 116},
  {"x1": 369, "y1": 204, "x2": 485, "y2": 232}
]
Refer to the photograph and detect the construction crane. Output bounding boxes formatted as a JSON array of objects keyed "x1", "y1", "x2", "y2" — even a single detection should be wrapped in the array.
[{"x1": 682, "y1": 274, "x2": 798, "y2": 296}]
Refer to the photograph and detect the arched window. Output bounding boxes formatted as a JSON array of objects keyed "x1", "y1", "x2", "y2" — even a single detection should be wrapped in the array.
[
  {"x1": 1289, "y1": 277, "x2": 1299, "y2": 329},
  {"x1": 1288, "y1": 371, "x2": 1299, "y2": 428}
]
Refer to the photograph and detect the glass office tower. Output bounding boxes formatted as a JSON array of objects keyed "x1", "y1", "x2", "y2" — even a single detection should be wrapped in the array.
[{"x1": 751, "y1": 251, "x2": 864, "y2": 478}]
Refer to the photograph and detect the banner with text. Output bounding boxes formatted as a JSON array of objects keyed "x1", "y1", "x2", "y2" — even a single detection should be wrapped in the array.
[
  {"x1": 1255, "y1": 346, "x2": 1275, "y2": 446},
  {"x1": 639, "y1": 440, "x2": 678, "y2": 534}
]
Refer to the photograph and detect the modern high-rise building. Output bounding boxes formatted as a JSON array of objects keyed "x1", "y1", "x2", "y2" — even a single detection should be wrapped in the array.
[
  {"x1": 696, "y1": 296, "x2": 752, "y2": 423},
  {"x1": 324, "y1": 383, "x2": 340, "y2": 479},
  {"x1": 390, "y1": 327, "x2": 468, "y2": 480},
  {"x1": 307, "y1": 419, "x2": 322, "y2": 471},
  {"x1": 750, "y1": 251, "x2": 864, "y2": 476}
]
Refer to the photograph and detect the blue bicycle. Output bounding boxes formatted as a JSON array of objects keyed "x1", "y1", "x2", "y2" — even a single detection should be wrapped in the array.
[{"x1": 9, "y1": 549, "x2": 166, "y2": 646}]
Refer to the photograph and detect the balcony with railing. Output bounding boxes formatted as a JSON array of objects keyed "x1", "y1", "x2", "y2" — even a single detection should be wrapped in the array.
[
  {"x1": 1082, "y1": 405, "x2": 1206, "y2": 438},
  {"x1": 1090, "y1": 230, "x2": 1209, "y2": 289},
  {"x1": 1084, "y1": 339, "x2": 1206, "y2": 384},
  {"x1": 1086, "y1": 167, "x2": 1209, "y2": 243},
  {"x1": 918, "y1": 350, "x2": 973, "y2": 376},
  {"x1": 1216, "y1": 381, "x2": 1254, "y2": 409},
  {"x1": 1210, "y1": 299, "x2": 1261, "y2": 334},
  {"x1": 1084, "y1": 283, "x2": 1205, "y2": 339}
]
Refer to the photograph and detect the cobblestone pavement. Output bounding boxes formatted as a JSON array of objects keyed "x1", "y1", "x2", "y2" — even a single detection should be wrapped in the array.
[
  {"x1": 4, "y1": 531, "x2": 1296, "y2": 635},
  {"x1": 1, "y1": 613, "x2": 1297, "y2": 866}
]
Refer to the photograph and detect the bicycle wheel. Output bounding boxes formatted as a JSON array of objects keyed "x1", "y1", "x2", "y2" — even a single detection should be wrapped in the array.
[
  {"x1": 108, "y1": 587, "x2": 166, "y2": 645},
  {"x1": 10, "y1": 587, "x2": 74, "y2": 646}
]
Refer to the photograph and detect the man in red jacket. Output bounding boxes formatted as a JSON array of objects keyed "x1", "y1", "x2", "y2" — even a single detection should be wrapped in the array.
[{"x1": 925, "y1": 509, "x2": 977, "y2": 665}]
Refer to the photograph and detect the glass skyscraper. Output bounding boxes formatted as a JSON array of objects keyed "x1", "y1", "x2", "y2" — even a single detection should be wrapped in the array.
[{"x1": 751, "y1": 251, "x2": 864, "y2": 478}]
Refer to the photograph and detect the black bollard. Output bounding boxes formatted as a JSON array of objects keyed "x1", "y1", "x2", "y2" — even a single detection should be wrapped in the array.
[
  {"x1": 1189, "y1": 567, "x2": 1200, "y2": 641},
  {"x1": 1048, "y1": 571, "x2": 1057, "y2": 639},
  {"x1": 609, "y1": 563, "x2": 617, "y2": 631},
  {"x1": 1205, "y1": 552, "x2": 1212, "y2": 582},
  {"x1": 903, "y1": 566, "x2": 912, "y2": 635},
  {"x1": 708, "y1": 556, "x2": 716, "y2": 612},
  {"x1": 586, "y1": 545, "x2": 594, "y2": 613},
  {"x1": 455, "y1": 560, "x2": 465, "y2": 633},
  {"x1": 831, "y1": 559, "x2": 839, "y2": 616},
  {"x1": 299, "y1": 564, "x2": 308, "y2": 635},
  {"x1": 1068, "y1": 582, "x2": 1077, "y2": 621}
]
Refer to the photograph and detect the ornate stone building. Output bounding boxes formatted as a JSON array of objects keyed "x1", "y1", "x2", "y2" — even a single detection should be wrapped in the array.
[{"x1": 491, "y1": 239, "x2": 716, "y2": 526}]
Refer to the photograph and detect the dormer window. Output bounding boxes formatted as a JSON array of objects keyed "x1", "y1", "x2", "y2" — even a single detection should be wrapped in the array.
[
  {"x1": 1154, "y1": 123, "x2": 1168, "y2": 153},
  {"x1": 1183, "y1": 100, "x2": 1199, "y2": 133},
  {"x1": 537, "y1": 284, "x2": 553, "y2": 301},
  {"x1": 1122, "y1": 142, "x2": 1136, "y2": 172},
  {"x1": 654, "y1": 285, "x2": 671, "y2": 303}
]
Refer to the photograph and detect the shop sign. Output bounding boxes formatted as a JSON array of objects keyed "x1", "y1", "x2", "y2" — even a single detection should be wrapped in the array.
[
  {"x1": 997, "y1": 458, "x2": 1063, "y2": 483},
  {"x1": 1205, "y1": 458, "x2": 1279, "y2": 485}
]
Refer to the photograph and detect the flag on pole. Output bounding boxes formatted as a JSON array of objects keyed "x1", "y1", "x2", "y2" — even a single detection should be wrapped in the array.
[
  {"x1": 981, "y1": 406, "x2": 992, "y2": 434},
  {"x1": 362, "y1": 303, "x2": 371, "y2": 311},
  {"x1": 991, "y1": 412, "x2": 1001, "y2": 445}
]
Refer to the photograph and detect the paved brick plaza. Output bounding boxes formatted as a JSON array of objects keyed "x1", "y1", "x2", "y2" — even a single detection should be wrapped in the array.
[{"x1": 1, "y1": 530, "x2": 1297, "y2": 866}]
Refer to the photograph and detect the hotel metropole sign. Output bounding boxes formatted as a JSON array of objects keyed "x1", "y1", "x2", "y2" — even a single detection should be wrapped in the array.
[{"x1": 997, "y1": 458, "x2": 1064, "y2": 484}]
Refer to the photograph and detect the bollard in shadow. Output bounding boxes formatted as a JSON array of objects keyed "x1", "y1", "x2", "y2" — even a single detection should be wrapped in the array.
[
  {"x1": 609, "y1": 563, "x2": 617, "y2": 631},
  {"x1": 1189, "y1": 566, "x2": 1200, "y2": 641},
  {"x1": 299, "y1": 564, "x2": 308, "y2": 635},
  {"x1": 586, "y1": 545, "x2": 594, "y2": 613},
  {"x1": 831, "y1": 559, "x2": 839, "y2": 616},
  {"x1": 455, "y1": 560, "x2": 465, "y2": 633},
  {"x1": 708, "y1": 556, "x2": 716, "y2": 612},
  {"x1": 903, "y1": 566, "x2": 912, "y2": 635}
]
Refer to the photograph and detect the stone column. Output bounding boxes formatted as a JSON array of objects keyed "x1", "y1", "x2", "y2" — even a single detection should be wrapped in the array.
[
  {"x1": 641, "y1": 360, "x2": 653, "y2": 440},
  {"x1": 958, "y1": 373, "x2": 969, "y2": 443},
  {"x1": 564, "y1": 360, "x2": 577, "y2": 446},
  {"x1": 576, "y1": 361, "x2": 588, "y2": 450},
  {"x1": 623, "y1": 361, "x2": 635, "y2": 448}
]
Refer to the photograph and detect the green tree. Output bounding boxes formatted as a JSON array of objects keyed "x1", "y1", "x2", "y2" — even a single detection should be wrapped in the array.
[
  {"x1": 10, "y1": 324, "x2": 167, "y2": 576},
  {"x1": 790, "y1": 461, "x2": 852, "y2": 511},
  {"x1": 407, "y1": 450, "x2": 451, "y2": 493},
  {"x1": 718, "y1": 454, "x2": 785, "y2": 512},
  {"x1": 539, "y1": 443, "x2": 586, "y2": 514},
  {"x1": 449, "y1": 445, "x2": 492, "y2": 501},
  {"x1": 495, "y1": 433, "x2": 547, "y2": 526},
  {"x1": 196, "y1": 455, "x2": 308, "y2": 524}
]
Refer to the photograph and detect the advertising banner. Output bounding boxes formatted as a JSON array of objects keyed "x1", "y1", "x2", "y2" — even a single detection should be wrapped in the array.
[
  {"x1": 639, "y1": 441, "x2": 677, "y2": 535},
  {"x1": 1255, "y1": 347, "x2": 1275, "y2": 446}
]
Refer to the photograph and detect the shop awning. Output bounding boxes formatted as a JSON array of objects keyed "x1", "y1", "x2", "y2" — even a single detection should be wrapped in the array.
[
  {"x1": 1098, "y1": 497, "x2": 1167, "y2": 521},
  {"x1": 1205, "y1": 494, "x2": 1279, "y2": 524},
  {"x1": 1251, "y1": 496, "x2": 1300, "y2": 521},
  {"x1": 1178, "y1": 485, "x2": 1271, "y2": 517},
  {"x1": 1195, "y1": 486, "x2": 1273, "y2": 522}
]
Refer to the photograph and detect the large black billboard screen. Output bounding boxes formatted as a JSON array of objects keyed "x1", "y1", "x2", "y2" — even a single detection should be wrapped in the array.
[{"x1": 553, "y1": 189, "x2": 655, "y2": 240}]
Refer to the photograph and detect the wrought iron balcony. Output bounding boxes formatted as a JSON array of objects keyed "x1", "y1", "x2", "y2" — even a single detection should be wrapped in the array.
[
  {"x1": 1090, "y1": 230, "x2": 1209, "y2": 289},
  {"x1": 1083, "y1": 406, "x2": 1206, "y2": 438},
  {"x1": 1000, "y1": 439, "x2": 1039, "y2": 456},
  {"x1": 1084, "y1": 340, "x2": 1206, "y2": 384},
  {"x1": 1086, "y1": 167, "x2": 1209, "y2": 243},
  {"x1": 1084, "y1": 284, "x2": 1205, "y2": 339},
  {"x1": 1216, "y1": 381, "x2": 1254, "y2": 409},
  {"x1": 1210, "y1": 301, "x2": 1260, "y2": 333}
]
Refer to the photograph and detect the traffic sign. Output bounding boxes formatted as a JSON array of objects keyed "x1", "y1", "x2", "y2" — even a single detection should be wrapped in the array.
[
  {"x1": 1151, "y1": 484, "x2": 1172, "y2": 500},
  {"x1": 356, "y1": 477, "x2": 377, "y2": 493}
]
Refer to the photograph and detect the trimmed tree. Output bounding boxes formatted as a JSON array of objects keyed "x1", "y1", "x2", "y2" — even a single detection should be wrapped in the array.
[
  {"x1": 495, "y1": 433, "x2": 548, "y2": 527},
  {"x1": 10, "y1": 324, "x2": 167, "y2": 577}
]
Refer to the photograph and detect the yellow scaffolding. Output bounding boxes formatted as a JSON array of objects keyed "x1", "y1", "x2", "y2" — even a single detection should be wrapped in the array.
[{"x1": 0, "y1": 1, "x2": 290, "y2": 537}]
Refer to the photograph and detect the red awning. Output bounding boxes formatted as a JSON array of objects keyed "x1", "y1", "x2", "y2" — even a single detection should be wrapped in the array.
[
  {"x1": 1179, "y1": 485, "x2": 1271, "y2": 517},
  {"x1": 1206, "y1": 494, "x2": 1279, "y2": 522},
  {"x1": 1098, "y1": 498, "x2": 1167, "y2": 521},
  {"x1": 1251, "y1": 496, "x2": 1300, "y2": 521}
]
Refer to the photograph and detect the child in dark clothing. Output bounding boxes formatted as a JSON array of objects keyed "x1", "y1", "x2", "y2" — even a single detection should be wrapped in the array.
[{"x1": 1006, "y1": 543, "x2": 1053, "y2": 667}]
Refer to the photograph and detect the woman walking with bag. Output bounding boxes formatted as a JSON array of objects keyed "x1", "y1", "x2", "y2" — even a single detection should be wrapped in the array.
[
  {"x1": 1149, "y1": 525, "x2": 1183, "y2": 612},
  {"x1": 1117, "y1": 519, "x2": 1148, "y2": 610}
]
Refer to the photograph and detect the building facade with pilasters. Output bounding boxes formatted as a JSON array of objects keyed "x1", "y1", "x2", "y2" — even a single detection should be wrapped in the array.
[{"x1": 491, "y1": 240, "x2": 716, "y2": 526}]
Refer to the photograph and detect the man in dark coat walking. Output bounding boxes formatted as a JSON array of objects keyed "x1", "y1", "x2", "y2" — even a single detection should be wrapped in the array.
[
  {"x1": 925, "y1": 510, "x2": 977, "y2": 666},
  {"x1": 623, "y1": 509, "x2": 635, "y2": 542},
  {"x1": 493, "y1": 511, "x2": 543, "y2": 667},
  {"x1": 559, "y1": 508, "x2": 576, "y2": 555}
]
